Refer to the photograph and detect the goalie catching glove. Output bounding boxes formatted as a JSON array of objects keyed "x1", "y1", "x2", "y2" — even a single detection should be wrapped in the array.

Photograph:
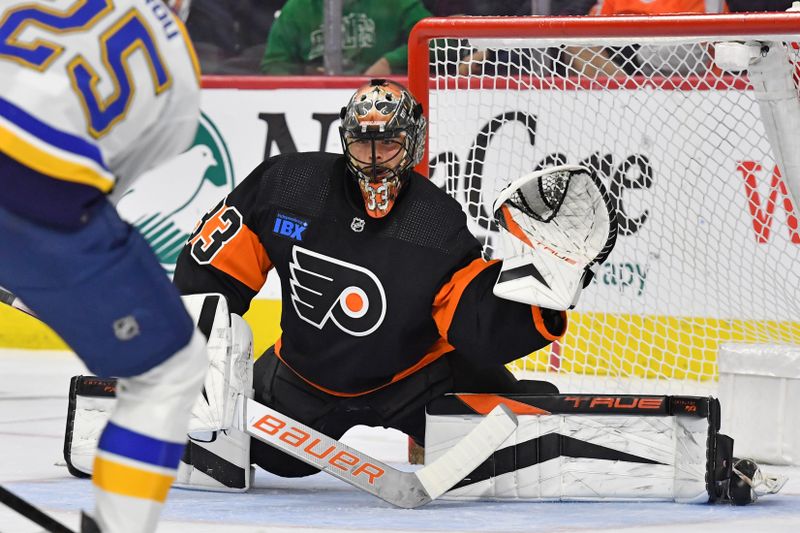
[{"x1": 493, "y1": 165, "x2": 618, "y2": 310}]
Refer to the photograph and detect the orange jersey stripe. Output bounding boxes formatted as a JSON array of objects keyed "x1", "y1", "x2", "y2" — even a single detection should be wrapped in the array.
[
  {"x1": 207, "y1": 222, "x2": 271, "y2": 291},
  {"x1": 273, "y1": 336, "x2": 455, "y2": 398},
  {"x1": 432, "y1": 257, "x2": 500, "y2": 340},
  {"x1": 456, "y1": 393, "x2": 551, "y2": 415},
  {"x1": 387, "y1": 337, "x2": 454, "y2": 387}
]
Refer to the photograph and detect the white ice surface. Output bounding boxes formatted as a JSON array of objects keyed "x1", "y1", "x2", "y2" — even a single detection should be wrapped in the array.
[{"x1": 1, "y1": 349, "x2": 799, "y2": 533}]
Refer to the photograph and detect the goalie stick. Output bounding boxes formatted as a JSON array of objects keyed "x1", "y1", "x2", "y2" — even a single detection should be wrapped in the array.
[
  {"x1": 1, "y1": 297, "x2": 519, "y2": 508},
  {"x1": 237, "y1": 396, "x2": 517, "y2": 508},
  {"x1": 0, "y1": 484, "x2": 75, "y2": 533}
]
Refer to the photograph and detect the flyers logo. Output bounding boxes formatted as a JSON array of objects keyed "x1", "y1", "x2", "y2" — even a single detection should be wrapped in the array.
[
  {"x1": 188, "y1": 199, "x2": 243, "y2": 264},
  {"x1": 289, "y1": 247, "x2": 386, "y2": 337}
]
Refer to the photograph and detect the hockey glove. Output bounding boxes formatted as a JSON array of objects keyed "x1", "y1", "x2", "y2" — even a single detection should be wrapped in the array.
[{"x1": 492, "y1": 165, "x2": 617, "y2": 310}]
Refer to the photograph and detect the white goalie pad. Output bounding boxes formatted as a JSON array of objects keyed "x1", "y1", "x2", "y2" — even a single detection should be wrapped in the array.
[
  {"x1": 182, "y1": 293, "x2": 254, "y2": 436},
  {"x1": 425, "y1": 394, "x2": 787, "y2": 504},
  {"x1": 63, "y1": 377, "x2": 116, "y2": 478},
  {"x1": 492, "y1": 165, "x2": 617, "y2": 310},
  {"x1": 63, "y1": 293, "x2": 255, "y2": 492},
  {"x1": 178, "y1": 293, "x2": 255, "y2": 492}
]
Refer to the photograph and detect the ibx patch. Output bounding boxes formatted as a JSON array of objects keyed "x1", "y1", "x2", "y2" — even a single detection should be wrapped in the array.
[{"x1": 273, "y1": 213, "x2": 308, "y2": 241}]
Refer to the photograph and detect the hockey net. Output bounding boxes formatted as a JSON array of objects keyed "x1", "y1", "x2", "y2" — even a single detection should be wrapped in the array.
[{"x1": 408, "y1": 14, "x2": 800, "y2": 394}]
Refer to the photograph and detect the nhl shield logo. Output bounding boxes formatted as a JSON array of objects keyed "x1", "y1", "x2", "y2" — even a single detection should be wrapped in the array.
[
  {"x1": 116, "y1": 113, "x2": 236, "y2": 275},
  {"x1": 350, "y1": 217, "x2": 365, "y2": 232},
  {"x1": 113, "y1": 315, "x2": 140, "y2": 341}
]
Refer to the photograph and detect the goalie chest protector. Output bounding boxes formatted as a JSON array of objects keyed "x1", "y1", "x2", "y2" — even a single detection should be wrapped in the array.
[
  {"x1": 176, "y1": 153, "x2": 482, "y2": 394},
  {"x1": 425, "y1": 394, "x2": 723, "y2": 503}
]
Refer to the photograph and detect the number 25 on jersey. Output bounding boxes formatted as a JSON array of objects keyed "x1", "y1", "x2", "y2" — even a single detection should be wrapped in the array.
[{"x1": 0, "y1": 0, "x2": 173, "y2": 138}]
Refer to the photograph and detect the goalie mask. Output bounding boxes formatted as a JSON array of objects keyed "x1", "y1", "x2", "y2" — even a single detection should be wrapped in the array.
[{"x1": 339, "y1": 79, "x2": 426, "y2": 218}]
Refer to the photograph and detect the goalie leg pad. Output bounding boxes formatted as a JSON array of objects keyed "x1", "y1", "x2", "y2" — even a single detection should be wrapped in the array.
[
  {"x1": 65, "y1": 373, "x2": 254, "y2": 493},
  {"x1": 178, "y1": 298, "x2": 255, "y2": 492},
  {"x1": 182, "y1": 295, "x2": 255, "y2": 435},
  {"x1": 64, "y1": 294, "x2": 255, "y2": 493},
  {"x1": 425, "y1": 394, "x2": 786, "y2": 504},
  {"x1": 709, "y1": 435, "x2": 788, "y2": 505}
]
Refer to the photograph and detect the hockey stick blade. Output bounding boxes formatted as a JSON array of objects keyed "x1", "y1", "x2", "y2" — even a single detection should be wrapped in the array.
[
  {"x1": 238, "y1": 396, "x2": 517, "y2": 508},
  {"x1": 0, "y1": 485, "x2": 76, "y2": 533}
]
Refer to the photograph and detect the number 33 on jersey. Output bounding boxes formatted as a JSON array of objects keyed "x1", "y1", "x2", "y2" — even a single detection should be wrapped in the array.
[{"x1": 0, "y1": 0, "x2": 201, "y2": 198}]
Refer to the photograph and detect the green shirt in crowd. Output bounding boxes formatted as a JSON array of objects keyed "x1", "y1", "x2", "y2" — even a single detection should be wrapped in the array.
[{"x1": 260, "y1": 0, "x2": 432, "y2": 75}]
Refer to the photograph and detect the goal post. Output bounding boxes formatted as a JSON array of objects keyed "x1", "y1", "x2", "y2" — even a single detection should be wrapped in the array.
[{"x1": 408, "y1": 14, "x2": 800, "y2": 394}]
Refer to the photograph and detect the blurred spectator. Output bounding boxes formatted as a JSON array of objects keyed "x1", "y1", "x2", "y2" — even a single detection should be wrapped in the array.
[
  {"x1": 451, "y1": 1, "x2": 538, "y2": 75},
  {"x1": 424, "y1": 0, "x2": 531, "y2": 16},
  {"x1": 446, "y1": 0, "x2": 797, "y2": 78},
  {"x1": 261, "y1": 0, "x2": 432, "y2": 75},
  {"x1": 551, "y1": 0, "x2": 794, "y2": 15},
  {"x1": 552, "y1": 0, "x2": 596, "y2": 14},
  {"x1": 727, "y1": 0, "x2": 794, "y2": 10},
  {"x1": 564, "y1": 0, "x2": 729, "y2": 78},
  {"x1": 186, "y1": 0, "x2": 283, "y2": 74},
  {"x1": 587, "y1": 0, "x2": 727, "y2": 15}
]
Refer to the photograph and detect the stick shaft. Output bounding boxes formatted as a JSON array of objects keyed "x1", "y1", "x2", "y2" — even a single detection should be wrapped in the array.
[{"x1": 0, "y1": 485, "x2": 76, "y2": 533}]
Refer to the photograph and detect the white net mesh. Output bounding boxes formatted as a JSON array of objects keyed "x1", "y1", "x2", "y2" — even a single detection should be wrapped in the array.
[{"x1": 421, "y1": 21, "x2": 800, "y2": 394}]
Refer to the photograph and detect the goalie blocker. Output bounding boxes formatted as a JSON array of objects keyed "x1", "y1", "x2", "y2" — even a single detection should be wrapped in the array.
[{"x1": 425, "y1": 393, "x2": 786, "y2": 505}]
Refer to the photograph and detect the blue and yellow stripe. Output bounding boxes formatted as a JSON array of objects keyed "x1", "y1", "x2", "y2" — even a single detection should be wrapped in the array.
[
  {"x1": 0, "y1": 96, "x2": 114, "y2": 191},
  {"x1": 97, "y1": 422, "x2": 185, "y2": 468},
  {"x1": 93, "y1": 455, "x2": 175, "y2": 502},
  {"x1": 93, "y1": 422, "x2": 184, "y2": 502}
]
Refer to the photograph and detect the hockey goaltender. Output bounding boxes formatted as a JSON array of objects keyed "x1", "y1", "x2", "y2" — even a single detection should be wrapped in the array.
[{"x1": 63, "y1": 80, "x2": 786, "y2": 506}]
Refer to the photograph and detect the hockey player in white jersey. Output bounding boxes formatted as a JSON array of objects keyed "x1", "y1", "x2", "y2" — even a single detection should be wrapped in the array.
[{"x1": 0, "y1": 1, "x2": 206, "y2": 531}]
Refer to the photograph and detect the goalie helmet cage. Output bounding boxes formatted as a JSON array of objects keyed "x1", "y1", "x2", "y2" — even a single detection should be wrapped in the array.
[{"x1": 408, "y1": 14, "x2": 800, "y2": 394}]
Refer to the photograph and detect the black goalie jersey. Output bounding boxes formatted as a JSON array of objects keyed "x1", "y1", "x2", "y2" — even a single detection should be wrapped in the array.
[{"x1": 174, "y1": 152, "x2": 565, "y2": 396}]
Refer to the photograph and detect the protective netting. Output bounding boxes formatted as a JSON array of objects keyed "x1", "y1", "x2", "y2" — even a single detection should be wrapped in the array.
[{"x1": 423, "y1": 27, "x2": 800, "y2": 394}]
